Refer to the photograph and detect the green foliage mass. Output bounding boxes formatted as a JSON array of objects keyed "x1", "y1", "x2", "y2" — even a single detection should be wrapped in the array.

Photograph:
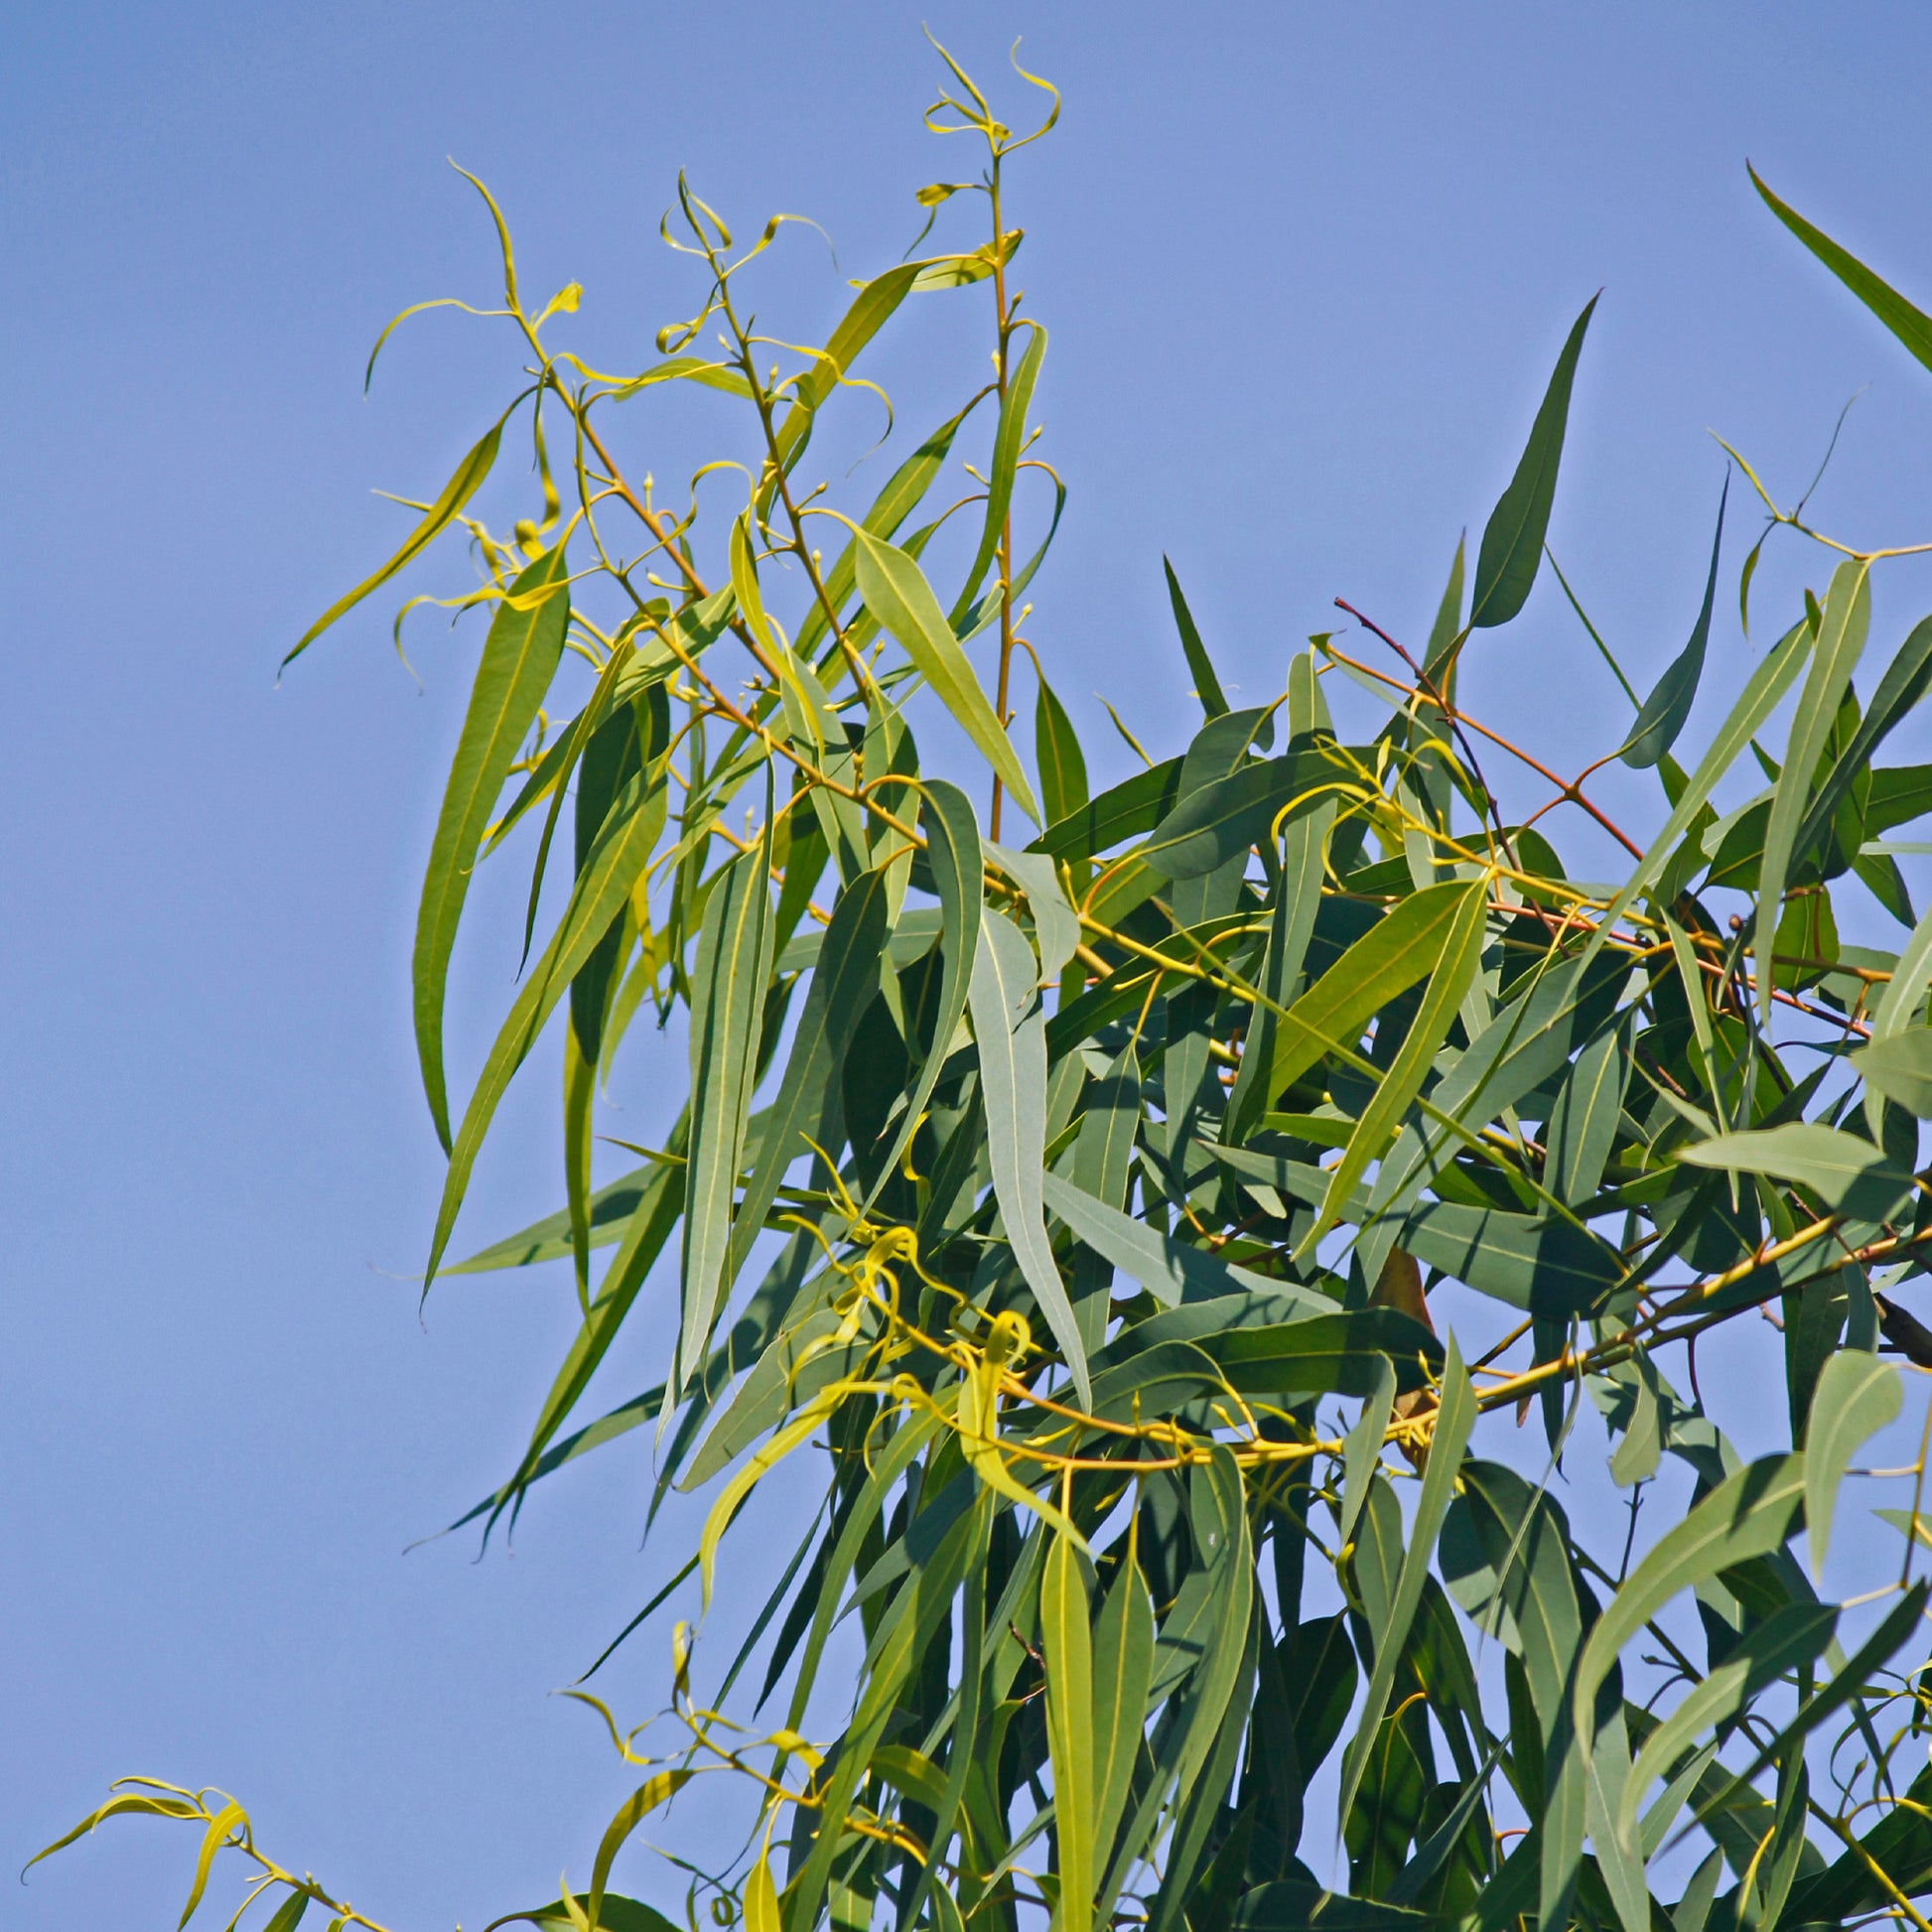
[{"x1": 44, "y1": 44, "x2": 1932, "y2": 1932}]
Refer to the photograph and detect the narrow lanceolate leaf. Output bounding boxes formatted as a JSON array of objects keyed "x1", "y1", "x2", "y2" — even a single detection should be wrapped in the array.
[
  {"x1": 1041, "y1": 1529, "x2": 1095, "y2": 1932},
  {"x1": 1164, "y1": 557, "x2": 1229, "y2": 718},
  {"x1": 730, "y1": 866, "x2": 891, "y2": 1280},
  {"x1": 953, "y1": 319, "x2": 1045, "y2": 622},
  {"x1": 761, "y1": 259, "x2": 924, "y2": 492},
  {"x1": 864, "y1": 782, "x2": 980, "y2": 1210},
  {"x1": 1226, "y1": 789, "x2": 1333, "y2": 1143},
  {"x1": 1751, "y1": 165, "x2": 1932, "y2": 376},
  {"x1": 1797, "y1": 613, "x2": 1932, "y2": 872},
  {"x1": 679, "y1": 839, "x2": 776, "y2": 1388},
  {"x1": 1584, "y1": 618, "x2": 1810, "y2": 971},
  {"x1": 1140, "y1": 747, "x2": 1343, "y2": 880},
  {"x1": 1680, "y1": 1121, "x2": 1913, "y2": 1222},
  {"x1": 413, "y1": 541, "x2": 571, "y2": 1149},
  {"x1": 1334, "y1": 1338, "x2": 1477, "y2": 1836},
  {"x1": 1758, "y1": 558, "x2": 1870, "y2": 1023},
  {"x1": 1544, "y1": 1012, "x2": 1630, "y2": 1206},
  {"x1": 1089, "y1": 1552, "x2": 1154, "y2": 1878},
  {"x1": 1262, "y1": 879, "x2": 1476, "y2": 1109},
  {"x1": 425, "y1": 769, "x2": 667, "y2": 1285},
  {"x1": 853, "y1": 528, "x2": 1040, "y2": 824},
  {"x1": 1621, "y1": 475, "x2": 1725, "y2": 768},
  {"x1": 1469, "y1": 296, "x2": 1597, "y2": 629},
  {"x1": 1030, "y1": 756, "x2": 1183, "y2": 862},
  {"x1": 1297, "y1": 879, "x2": 1485, "y2": 1259},
  {"x1": 1041, "y1": 1169, "x2": 1333, "y2": 1315},
  {"x1": 1035, "y1": 673, "x2": 1090, "y2": 830},
  {"x1": 1572, "y1": 1455, "x2": 1805, "y2": 1778},
  {"x1": 1616, "y1": 1601, "x2": 1838, "y2": 1857},
  {"x1": 285, "y1": 415, "x2": 508, "y2": 668},
  {"x1": 971, "y1": 907, "x2": 1091, "y2": 1405},
  {"x1": 1805, "y1": 1350, "x2": 1902, "y2": 1577}
]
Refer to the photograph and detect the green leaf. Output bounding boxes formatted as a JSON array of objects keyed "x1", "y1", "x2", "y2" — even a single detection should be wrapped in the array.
[
  {"x1": 1857, "y1": 1026, "x2": 1932, "y2": 1117},
  {"x1": 1751, "y1": 166, "x2": 1932, "y2": 376},
  {"x1": 587, "y1": 1770, "x2": 697, "y2": 1932},
  {"x1": 1339, "y1": 1357, "x2": 1397, "y2": 1547},
  {"x1": 1030, "y1": 757, "x2": 1183, "y2": 862},
  {"x1": 762, "y1": 261, "x2": 924, "y2": 496},
  {"x1": 853, "y1": 528, "x2": 1040, "y2": 824},
  {"x1": 412, "y1": 542, "x2": 572, "y2": 1148},
  {"x1": 1035, "y1": 674, "x2": 1090, "y2": 830},
  {"x1": 1757, "y1": 559, "x2": 1870, "y2": 1023},
  {"x1": 679, "y1": 837, "x2": 776, "y2": 1387},
  {"x1": 952, "y1": 321, "x2": 1046, "y2": 623},
  {"x1": 728, "y1": 865, "x2": 891, "y2": 1286},
  {"x1": 1585, "y1": 619, "x2": 1811, "y2": 973},
  {"x1": 1261, "y1": 879, "x2": 1479, "y2": 1108},
  {"x1": 865, "y1": 781, "x2": 982, "y2": 1209},
  {"x1": 796, "y1": 396, "x2": 984, "y2": 662},
  {"x1": 1140, "y1": 747, "x2": 1346, "y2": 881},
  {"x1": 970, "y1": 906, "x2": 1090, "y2": 1405},
  {"x1": 1397, "y1": 1199, "x2": 1623, "y2": 1317},
  {"x1": 1421, "y1": 534, "x2": 1466, "y2": 682},
  {"x1": 1334, "y1": 1339, "x2": 1477, "y2": 1840},
  {"x1": 1164, "y1": 557, "x2": 1229, "y2": 718},
  {"x1": 1805, "y1": 1349, "x2": 1902, "y2": 1577},
  {"x1": 1041, "y1": 1529, "x2": 1095, "y2": 1932},
  {"x1": 1608, "y1": 1350, "x2": 1663, "y2": 1488},
  {"x1": 1041, "y1": 1169, "x2": 1332, "y2": 1315},
  {"x1": 1616, "y1": 1601, "x2": 1837, "y2": 1860},
  {"x1": 1226, "y1": 778, "x2": 1333, "y2": 1143},
  {"x1": 284, "y1": 412, "x2": 506, "y2": 667},
  {"x1": 1622, "y1": 477, "x2": 1725, "y2": 768},
  {"x1": 261, "y1": 1896, "x2": 310, "y2": 1932},
  {"x1": 1469, "y1": 296, "x2": 1597, "y2": 629},
  {"x1": 491, "y1": 1894, "x2": 681, "y2": 1932},
  {"x1": 425, "y1": 766, "x2": 668, "y2": 1285},
  {"x1": 445, "y1": 1160, "x2": 659, "y2": 1273},
  {"x1": 1679, "y1": 1121, "x2": 1913, "y2": 1221},
  {"x1": 1795, "y1": 613, "x2": 1932, "y2": 872},
  {"x1": 1089, "y1": 1552, "x2": 1155, "y2": 1875},
  {"x1": 1544, "y1": 1013, "x2": 1631, "y2": 1207},
  {"x1": 1068, "y1": 1039, "x2": 1143, "y2": 1353},
  {"x1": 1299, "y1": 880, "x2": 1485, "y2": 1258},
  {"x1": 1573, "y1": 1454, "x2": 1805, "y2": 1785}
]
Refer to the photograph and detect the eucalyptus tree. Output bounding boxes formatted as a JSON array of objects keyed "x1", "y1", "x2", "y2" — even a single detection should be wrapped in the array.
[{"x1": 42, "y1": 48, "x2": 1932, "y2": 1932}]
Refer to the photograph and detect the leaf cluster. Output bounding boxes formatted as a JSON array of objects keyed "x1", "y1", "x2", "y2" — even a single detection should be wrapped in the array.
[{"x1": 43, "y1": 49, "x2": 1932, "y2": 1932}]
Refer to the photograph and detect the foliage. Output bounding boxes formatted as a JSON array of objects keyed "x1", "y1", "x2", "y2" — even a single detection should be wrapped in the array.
[{"x1": 41, "y1": 44, "x2": 1932, "y2": 1932}]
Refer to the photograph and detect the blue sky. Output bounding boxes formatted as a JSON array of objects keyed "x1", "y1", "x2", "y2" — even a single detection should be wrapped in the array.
[{"x1": 11, "y1": 3, "x2": 1932, "y2": 1925}]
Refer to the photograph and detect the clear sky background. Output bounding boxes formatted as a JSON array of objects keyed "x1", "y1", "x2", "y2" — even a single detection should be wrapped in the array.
[{"x1": 12, "y1": 3, "x2": 1932, "y2": 1927}]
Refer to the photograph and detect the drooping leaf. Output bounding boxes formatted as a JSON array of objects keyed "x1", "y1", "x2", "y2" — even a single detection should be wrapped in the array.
[
  {"x1": 285, "y1": 411, "x2": 507, "y2": 666},
  {"x1": 1334, "y1": 1340, "x2": 1477, "y2": 1839},
  {"x1": 970, "y1": 906, "x2": 1090, "y2": 1405},
  {"x1": 679, "y1": 836, "x2": 776, "y2": 1387},
  {"x1": 424, "y1": 764, "x2": 668, "y2": 1285},
  {"x1": 413, "y1": 541, "x2": 572, "y2": 1148},
  {"x1": 1804, "y1": 1350, "x2": 1902, "y2": 1577},
  {"x1": 1041, "y1": 1528, "x2": 1096, "y2": 1932}
]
